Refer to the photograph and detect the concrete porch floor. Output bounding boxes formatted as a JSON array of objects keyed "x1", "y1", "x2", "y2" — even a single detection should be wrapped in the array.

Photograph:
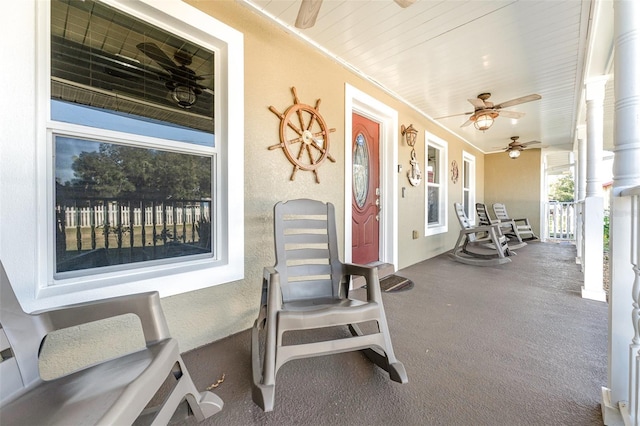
[{"x1": 177, "y1": 241, "x2": 608, "y2": 425}]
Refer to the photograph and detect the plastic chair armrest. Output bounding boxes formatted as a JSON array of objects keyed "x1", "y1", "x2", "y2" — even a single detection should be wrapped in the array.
[
  {"x1": 464, "y1": 223, "x2": 501, "y2": 234},
  {"x1": 41, "y1": 292, "x2": 171, "y2": 345},
  {"x1": 262, "y1": 267, "x2": 282, "y2": 312},
  {"x1": 343, "y1": 263, "x2": 381, "y2": 302}
]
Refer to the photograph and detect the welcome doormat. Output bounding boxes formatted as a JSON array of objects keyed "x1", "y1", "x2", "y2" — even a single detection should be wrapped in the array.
[{"x1": 379, "y1": 275, "x2": 414, "y2": 292}]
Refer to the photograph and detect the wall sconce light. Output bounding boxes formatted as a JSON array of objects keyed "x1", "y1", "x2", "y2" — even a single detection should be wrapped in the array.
[
  {"x1": 472, "y1": 111, "x2": 498, "y2": 131},
  {"x1": 401, "y1": 124, "x2": 418, "y2": 147},
  {"x1": 508, "y1": 149, "x2": 521, "y2": 159},
  {"x1": 401, "y1": 124, "x2": 422, "y2": 186}
]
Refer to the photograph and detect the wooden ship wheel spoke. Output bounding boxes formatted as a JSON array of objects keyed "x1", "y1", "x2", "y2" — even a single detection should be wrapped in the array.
[{"x1": 268, "y1": 87, "x2": 336, "y2": 183}]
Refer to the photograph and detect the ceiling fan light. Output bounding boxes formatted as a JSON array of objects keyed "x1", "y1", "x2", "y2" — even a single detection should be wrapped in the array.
[
  {"x1": 171, "y1": 85, "x2": 197, "y2": 108},
  {"x1": 473, "y1": 112, "x2": 494, "y2": 131},
  {"x1": 508, "y1": 149, "x2": 521, "y2": 159}
]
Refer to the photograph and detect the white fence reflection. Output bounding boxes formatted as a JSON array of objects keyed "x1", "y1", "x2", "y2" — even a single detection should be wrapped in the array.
[{"x1": 62, "y1": 203, "x2": 209, "y2": 228}]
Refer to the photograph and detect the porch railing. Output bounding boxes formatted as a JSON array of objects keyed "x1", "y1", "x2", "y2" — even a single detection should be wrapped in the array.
[
  {"x1": 621, "y1": 185, "x2": 640, "y2": 425},
  {"x1": 545, "y1": 201, "x2": 576, "y2": 241},
  {"x1": 55, "y1": 196, "x2": 212, "y2": 273}
]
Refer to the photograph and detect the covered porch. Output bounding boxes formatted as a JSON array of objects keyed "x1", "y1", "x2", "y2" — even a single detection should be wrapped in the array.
[{"x1": 177, "y1": 241, "x2": 607, "y2": 425}]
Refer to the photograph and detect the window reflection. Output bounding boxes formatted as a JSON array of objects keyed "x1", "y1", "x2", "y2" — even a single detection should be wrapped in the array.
[
  {"x1": 55, "y1": 136, "x2": 213, "y2": 274},
  {"x1": 51, "y1": 0, "x2": 215, "y2": 145}
]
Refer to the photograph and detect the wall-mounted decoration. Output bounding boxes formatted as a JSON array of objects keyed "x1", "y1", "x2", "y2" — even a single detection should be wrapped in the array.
[
  {"x1": 451, "y1": 160, "x2": 459, "y2": 183},
  {"x1": 268, "y1": 87, "x2": 336, "y2": 183},
  {"x1": 408, "y1": 149, "x2": 423, "y2": 186},
  {"x1": 401, "y1": 124, "x2": 422, "y2": 186},
  {"x1": 401, "y1": 124, "x2": 417, "y2": 147}
]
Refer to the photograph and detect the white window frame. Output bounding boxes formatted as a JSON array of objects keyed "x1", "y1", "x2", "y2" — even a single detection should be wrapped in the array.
[
  {"x1": 424, "y1": 132, "x2": 448, "y2": 236},
  {"x1": 6, "y1": 0, "x2": 244, "y2": 311},
  {"x1": 462, "y1": 151, "x2": 476, "y2": 225}
]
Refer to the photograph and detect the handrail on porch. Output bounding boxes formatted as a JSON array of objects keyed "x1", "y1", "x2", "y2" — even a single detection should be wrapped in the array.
[
  {"x1": 616, "y1": 184, "x2": 640, "y2": 425},
  {"x1": 545, "y1": 201, "x2": 576, "y2": 241}
]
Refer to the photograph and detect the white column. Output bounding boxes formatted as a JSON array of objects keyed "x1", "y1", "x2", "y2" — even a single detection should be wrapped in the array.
[
  {"x1": 576, "y1": 126, "x2": 587, "y2": 264},
  {"x1": 585, "y1": 78, "x2": 607, "y2": 197},
  {"x1": 582, "y1": 79, "x2": 607, "y2": 302},
  {"x1": 577, "y1": 126, "x2": 587, "y2": 201},
  {"x1": 604, "y1": 0, "x2": 640, "y2": 424}
]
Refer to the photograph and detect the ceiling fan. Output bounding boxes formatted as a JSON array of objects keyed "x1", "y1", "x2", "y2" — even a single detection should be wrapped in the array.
[
  {"x1": 136, "y1": 42, "x2": 212, "y2": 108},
  {"x1": 497, "y1": 136, "x2": 542, "y2": 159},
  {"x1": 295, "y1": 0, "x2": 416, "y2": 29},
  {"x1": 436, "y1": 92, "x2": 541, "y2": 131}
]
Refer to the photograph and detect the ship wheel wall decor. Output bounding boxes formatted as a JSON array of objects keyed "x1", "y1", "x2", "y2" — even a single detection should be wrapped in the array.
[{"x1": 268, "y1": 87, "x2": 336, "y2": 183}]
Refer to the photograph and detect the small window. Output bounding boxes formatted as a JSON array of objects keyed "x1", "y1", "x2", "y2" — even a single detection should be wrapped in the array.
[
  {"x1": 425, "y1": 132, "x2": 448, "y2": 235},
  {"x1": 462, "y1": 151, "x2": 476, "y2": 224}
]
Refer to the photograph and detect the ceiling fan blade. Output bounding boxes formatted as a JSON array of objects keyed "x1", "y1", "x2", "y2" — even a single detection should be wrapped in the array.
[
  {"x1": 521, "y1": 140, "x2": 541, "y2": 147},
  {"x1": 467, "y1": 98, "x2": 486, "y2": 109},
  {"x1": 434, "y1": 111, "x2": 473, "y2": 120},
  {"x1": 461, "y1": 118, "x2": 474, "y2": 128},
  {"x1": 295, "y1": 0, "x2": 323, "y2": 29},
  {"x1": 495, "y1": 94, "x2": 541, "y2": 109},
  {"x1": 498, "y1": 110, "x2": 525, "y2": 119},
  {"x1": 394, "y1": 0, "x2": 416, "y2": 7},
  {"x1": 137, "y1": 42, "x2": 178, "y2": 73}
]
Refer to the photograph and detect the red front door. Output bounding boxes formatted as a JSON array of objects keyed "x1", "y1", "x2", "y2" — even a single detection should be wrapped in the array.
[{"x1": 352, "y1": 113, "x2": 380, "y2": 265}]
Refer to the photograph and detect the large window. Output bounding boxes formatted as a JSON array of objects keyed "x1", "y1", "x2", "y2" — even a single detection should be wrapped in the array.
[
  {"x1": 462, "y1": 151, "x2": 476, "y2": 224},
  {"x1": 425, "y1": 132, "x2": 448, "y2": 235},
  {"x1": 24, "y1": 0, "x2": 243, "y2": 304},
  {"x1": 51, "y1": 0, "x2": 217, "y2": 277}
]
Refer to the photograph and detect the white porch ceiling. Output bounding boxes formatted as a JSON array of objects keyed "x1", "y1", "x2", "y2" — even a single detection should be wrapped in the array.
[{"x1": 240, "y1": 0, "x2": 615, "y2": 156}]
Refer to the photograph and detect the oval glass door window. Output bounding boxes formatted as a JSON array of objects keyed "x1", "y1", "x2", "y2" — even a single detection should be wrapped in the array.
[{"x1": 353, "y1": 133, "x2": 369, "y2": 208}]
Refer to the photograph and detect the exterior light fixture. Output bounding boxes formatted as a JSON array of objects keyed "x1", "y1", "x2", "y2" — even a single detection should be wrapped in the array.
[
  {"x1": 401, "y1": 124, "x2": 422, "y2": 186},
  {"x1": 472, "y1": 111, "x2": 498, "y2": 131},
  {"x1": 508, "y1": 149, "x2": 521, "y2": 159},
  {"x1": 400, "y1": 124, "x2": 418, "y2": 147}
]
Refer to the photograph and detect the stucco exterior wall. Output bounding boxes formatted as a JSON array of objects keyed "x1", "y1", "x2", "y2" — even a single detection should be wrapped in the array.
[
  {"x1": 483, "y1": 149, "x2": 542, "y2": 236},
  {"x1": 9, "y1": 0, "x2": 488, "y2": 377}
]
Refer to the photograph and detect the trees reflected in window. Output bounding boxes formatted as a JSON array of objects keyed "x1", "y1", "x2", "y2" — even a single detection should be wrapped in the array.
[{"x1": 55, "y1": 137, "x2": 213, "y2": 274}]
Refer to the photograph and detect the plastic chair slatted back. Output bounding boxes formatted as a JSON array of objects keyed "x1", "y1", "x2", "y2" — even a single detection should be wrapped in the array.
[{"x1": 275, "y1": 201, "x2": 341, "y2": 302}]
